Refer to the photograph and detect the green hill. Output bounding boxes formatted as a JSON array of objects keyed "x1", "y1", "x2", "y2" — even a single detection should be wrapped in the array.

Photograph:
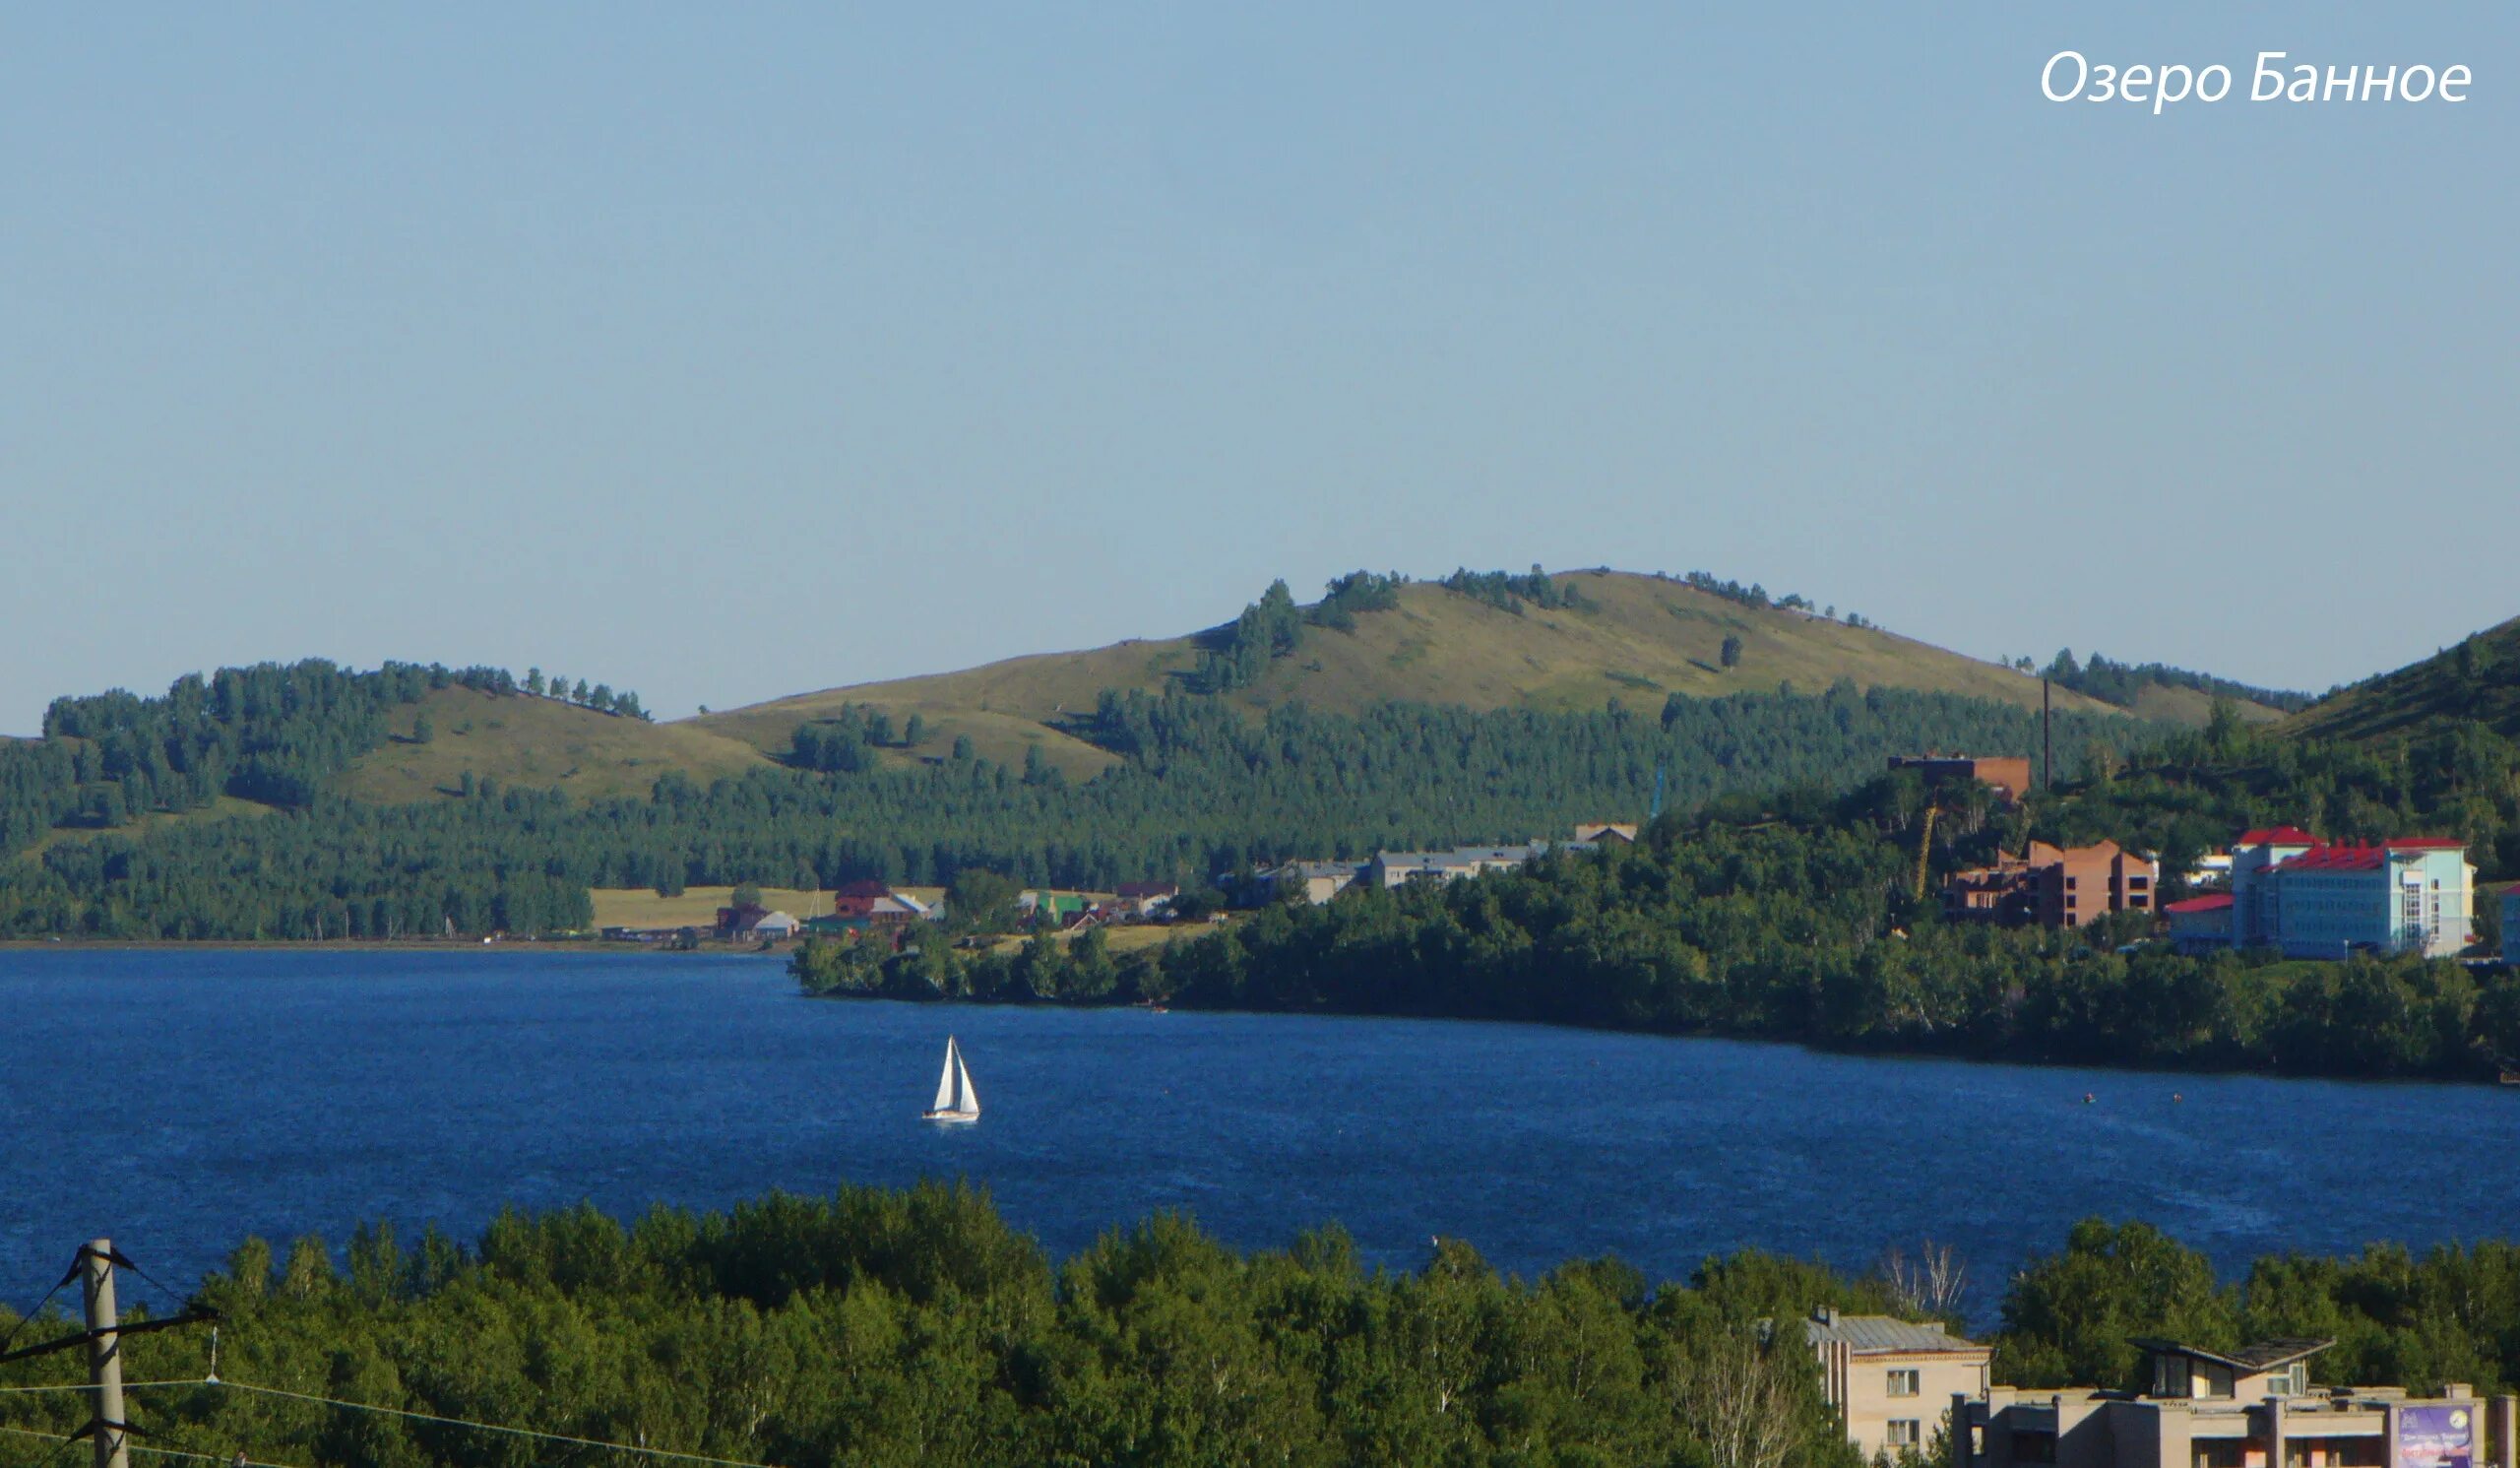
[
  {"x1": 338, "y1": 685, "x2": 776, "y2": 804},
  {"x1": 694, "y1": 569, "x2": 2144, "y2": 773},
  {"x1": 2281, "y1": 615, "x2": 2520, "y2": 744}
]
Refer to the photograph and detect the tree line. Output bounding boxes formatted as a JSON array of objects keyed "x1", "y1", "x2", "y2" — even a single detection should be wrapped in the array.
[
  {"x1": 0, "y1": 662, "x2": 2160, "y2": 940},
  {"x1": 795, "y1": 791, "x2": 2520, "y2": 1083},
  {"x1": 4, "y1": 1189, "x2": 2516, "y2": 1468}
]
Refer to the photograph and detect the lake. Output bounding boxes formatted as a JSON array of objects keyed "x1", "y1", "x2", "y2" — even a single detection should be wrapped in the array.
[{"x1": 2, "y1": 948, "x2": 2513, "y2": 1322}]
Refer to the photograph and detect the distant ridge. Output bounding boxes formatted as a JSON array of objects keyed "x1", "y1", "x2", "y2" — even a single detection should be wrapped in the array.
[
  {"x1": 690, "y1": 568, "x2": 2154, "y2": 776},
  {"x1": 2281, "y1": 613, "x2": 2520, "y2": 744}
]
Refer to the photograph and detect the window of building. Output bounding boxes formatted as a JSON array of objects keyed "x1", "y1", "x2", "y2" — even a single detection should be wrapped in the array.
[
  {"x1": 1887, "y1": 1421, "x2": 1922, "y2": 1449},
  {"x1": 1887, "y1": 1369, "x2": 1920, "y2": 1397},
  {"x1": 2065, "y1": 876, "x2": 2079, "y2": 890}
]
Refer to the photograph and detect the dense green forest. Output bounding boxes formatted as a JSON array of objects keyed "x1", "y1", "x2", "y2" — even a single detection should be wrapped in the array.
[
  {"x1": 801, "y1": 714, "x2": 2520, "y2": 1083},
  {"x1": 3, "y1": 1190, "x2": 2514, "y2": 1468},
  {"x1": 0, "y1": 661, "x2": 2160, "y2": 940}
]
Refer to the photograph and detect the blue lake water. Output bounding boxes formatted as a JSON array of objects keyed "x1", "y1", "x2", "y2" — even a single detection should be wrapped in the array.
[{"x1": 2, "y1": 948, "x2": 2514, "y2": 1321}]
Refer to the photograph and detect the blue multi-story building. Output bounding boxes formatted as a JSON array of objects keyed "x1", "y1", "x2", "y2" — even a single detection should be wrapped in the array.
[{"x1": 2225, "y1": 829, "x2": 2474, "y2": 959}]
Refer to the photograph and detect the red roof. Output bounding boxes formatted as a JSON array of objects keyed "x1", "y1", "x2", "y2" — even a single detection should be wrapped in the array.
[
  {"x1": 2278, "y1": 843, "x2": 2388, "y2": 872},
  {"x1": 2164, "y1": 893, "x2": 2234, "y2": 914},
  {"x1": 2384, "y1": 838, "x2": 2466, "y2": 852},
  {"x1": 831, "y1": 879, "x2": 895, "y2": 899},
  {"x1": 2236, "y1": 827, "x2": 2320, "y2": 847}
]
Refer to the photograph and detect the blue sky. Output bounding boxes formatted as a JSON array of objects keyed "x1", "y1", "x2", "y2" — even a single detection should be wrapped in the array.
[{"x1": 3, "y1": 4, "x2": 2510, "y2": 732}]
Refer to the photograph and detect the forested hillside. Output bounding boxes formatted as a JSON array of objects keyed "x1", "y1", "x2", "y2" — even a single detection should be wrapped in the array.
[
  {"x1": 0, "y1": 658, "x2": 2165, "y2": 939},
  {"x1": 2280, "y1": 615, "x2": 2520, "y2": 745},
  {"x1": 2, "y1": 1189, "x2": 2514, "y2": 1468}
]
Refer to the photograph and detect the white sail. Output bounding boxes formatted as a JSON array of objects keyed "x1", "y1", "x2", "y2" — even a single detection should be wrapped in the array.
[
  {"x1": 931, "y1": 1038, "x2": 960, "y2": 1114},
  {"x1": 954, "y1": 1051, "x2": 980, "y2": 1116}
]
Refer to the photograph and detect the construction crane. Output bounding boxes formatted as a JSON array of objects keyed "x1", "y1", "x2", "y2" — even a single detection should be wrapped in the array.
[{"x1": 1913, "y1": 801, "x2": 1940, "y2": 902}]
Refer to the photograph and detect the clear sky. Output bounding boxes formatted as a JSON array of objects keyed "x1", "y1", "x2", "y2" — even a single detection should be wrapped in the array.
[{"x1": 4, "y1": 4, "x2": 2511, "y2": 733}]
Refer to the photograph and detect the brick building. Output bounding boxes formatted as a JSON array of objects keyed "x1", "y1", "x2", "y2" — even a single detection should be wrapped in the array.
[{"x1": 1943, "y1": 840, "x2": 2159, "y2": 927}]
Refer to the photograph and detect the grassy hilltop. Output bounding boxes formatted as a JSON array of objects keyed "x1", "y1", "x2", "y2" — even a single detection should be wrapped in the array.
[{"x1": 690, "y1": 569, "x2": 2150, "y2": 778}]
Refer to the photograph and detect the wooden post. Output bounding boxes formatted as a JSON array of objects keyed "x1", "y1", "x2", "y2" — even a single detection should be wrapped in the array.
[{"x1": 80, "y1": 1240, "x2": 131, "y2": 1468}]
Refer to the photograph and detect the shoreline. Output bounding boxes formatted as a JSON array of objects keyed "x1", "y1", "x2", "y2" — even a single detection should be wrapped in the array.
[{"x1": 8, "y1": 940, "x2": 2508, "y2": 1092}]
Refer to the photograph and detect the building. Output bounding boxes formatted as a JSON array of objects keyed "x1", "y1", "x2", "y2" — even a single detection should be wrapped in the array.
[
  {"x1": 1943, "y1": 841, "x2": 2159, "y2": 928},
  {"x1": 715, "y1": 902, "x2": 769, "y2": 939},
  {"x1": 1367, "y1": 843, "x2": 1551, "y2": 890},
  {"x1": 1891, "y1": 755, "x2": 2036, "y2": 806},
  {"x1": 2227, "y1": 828, "x2": 2321, "y2": 947},
  {"x1": 2225, "y1": 830, "x2": 2474, "y2": 959},
  {"x1": 2166, "y1": 892, "x2": 2235, "y2": 955},
  {"x1": 1262, "y1": 861, "x2": 1364, "y2": 905},
  {"x1": 829, "y1": 880, "x2": 926, "y2": 931},
  {"x1": 1805, "y1": 1308, "x2": 1991, "y2": 1460},
  {"x1": 749, "y1": 911, "x2": 799, "y2": 941},
  {"x1": 1113, "y1": 881, "x2": 1179, "y2": 919},
  {"x1": 1574, "y1": 822, "x2": 1640, "y2": 845},
  {"x1": 1955, "y1": 1336, "x2": 2517, "y2": 1468}
]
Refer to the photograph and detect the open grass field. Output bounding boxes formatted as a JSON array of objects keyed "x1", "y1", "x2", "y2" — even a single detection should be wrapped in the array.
[
  {"x1": 587, "y1": 885, "x2": 840, "y2": 929},
  {"x1": 689, "y1": 569, "x2": 2158, "y2": 771},
  {"x1": 337, "y1": 686, "x2": 777, "y2": 804}
]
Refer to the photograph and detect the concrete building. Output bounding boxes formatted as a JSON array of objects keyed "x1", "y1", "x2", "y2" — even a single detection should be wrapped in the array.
[
  {"x1": 1266, "y1": 861, "x2": 1363, "y2": 905},
  {"x1": 1956, "y1": 1337, "x2": 2516, "y2": 1468},
  {"x1": 2229, "y1": 829, "x2": 2320, "y2": 947},
  {"x1": 1366, "y1": 844, "x2": 1546, "y2": 890},
  {"x1": 2226, "y1": 830, "x2": 2474, "y2": 959},
  {"x1": 1943, "y1": 841, "x2": 2159, "y2": 928},
  {"x1": 1806, "y1": 1308, "x2": 1991, "y2": 1460},
  {"x1": 1891, "y1": 754, "x2": 2036, "y2": 806}
]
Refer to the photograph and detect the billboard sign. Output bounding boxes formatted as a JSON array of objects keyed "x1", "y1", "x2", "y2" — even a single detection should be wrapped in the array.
[{"x1": 2400, "y1": 1406, "x2": 2476, "y2": 1468}]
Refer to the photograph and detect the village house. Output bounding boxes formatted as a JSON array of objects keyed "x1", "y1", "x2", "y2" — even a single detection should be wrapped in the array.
[
  {"x1": 1573, "y1": 822, "x2": 1639, "y2": 845},
  {"x1": 1113, "y1": 881, "x2": 1179, "y2": 919},
  {"x1": 1805, "y1": 1308, "x2": 1991, "y2": 1460},
  {"x1": 1942, "y1": 841, "x2": 2158, "y2": 928},
  {"x1": 714, "y1": 901, "x2": 769, "y2": 940},
  {"x1": 1955, "y1": 1336, "x2": 2516, "y2": 1468}
]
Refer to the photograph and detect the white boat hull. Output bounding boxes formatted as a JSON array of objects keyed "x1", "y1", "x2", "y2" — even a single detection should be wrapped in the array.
[{"x1": 922, "y1": 1110, "x2": 980, "y2": 1124}]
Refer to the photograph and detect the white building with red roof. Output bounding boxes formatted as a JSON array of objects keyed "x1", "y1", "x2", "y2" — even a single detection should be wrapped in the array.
[{"x1": 2225, "y1": 828, "x2": 2474, "y2": 958}]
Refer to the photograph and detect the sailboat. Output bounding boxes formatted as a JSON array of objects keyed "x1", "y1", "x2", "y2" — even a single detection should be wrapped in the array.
[{"x1": 922, "y1": 1036, "x2": 981, "y2": 1123}]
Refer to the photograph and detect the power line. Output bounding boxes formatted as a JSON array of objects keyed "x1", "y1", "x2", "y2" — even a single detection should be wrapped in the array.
[
  {"x1": 216, "y1": 1382, "x2": 784, "y2": 1468},
  {"x1": 0, "y1": 1383, "x2": 211, "y2": 1398},
  {"x1": 0, "y1": 1426, "x2": 304, "y2": 1468}
]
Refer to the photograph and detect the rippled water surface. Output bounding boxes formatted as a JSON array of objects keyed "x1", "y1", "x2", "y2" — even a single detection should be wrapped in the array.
[{"x1": 4, "y1": 948, "x2": 2513, "y2": 1315}]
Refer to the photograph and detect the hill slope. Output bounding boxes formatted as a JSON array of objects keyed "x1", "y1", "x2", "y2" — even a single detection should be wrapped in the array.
[
  {"x1": 338, "y1": 686, "x2": 777, "y2": 803},
  {"x1": 2281, "y1": 616, "x2": 2520, "y2": 744},
  {"x1": 695, "y1": 570, "x2": 2134, "y2": 771}
]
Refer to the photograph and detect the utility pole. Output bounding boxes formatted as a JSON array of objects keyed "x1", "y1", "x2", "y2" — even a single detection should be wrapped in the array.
[
  {"x1": 81, "y1": 1239, "x2": 131, "y2": 1468},
  {"x1": 2042, "y1": 678, "x2": 2053, "y2": 791}
]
